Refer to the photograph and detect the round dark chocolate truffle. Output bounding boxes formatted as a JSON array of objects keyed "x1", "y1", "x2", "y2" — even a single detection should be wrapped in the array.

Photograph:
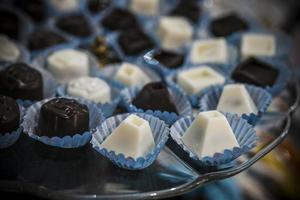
[
  {"x1": 13, "y1": 0, "x2": 47, "y2": 23},
  {"x1": 27, "y1": 28, "x2": 68, "y2": 51},
  {"x1": 0, "y1": 63, "x2": 43, "y2": 101},
  {"x1": 37, "y1": 98, "x2": 90, "y2": 137},
  {"x1": 55, "y1": 13, "x2": 92, "y2": 38},
  {"x1": 132, "y1": 82, "x2": 178, "y2": 114},
  {"x1": 0, "y1": 9, "x2": 21, "y2": 40},
  {"x1": 0, "y1": 95, "x2": 20, "y2": 134}
]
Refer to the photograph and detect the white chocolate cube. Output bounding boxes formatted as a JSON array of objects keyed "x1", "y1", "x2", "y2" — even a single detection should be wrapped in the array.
[
  {"x1": 241, "y1": 34, "x2": 275, "y2": 58},
  {"x1": 177, "y1": 66, "x2": 225, "y2": 95},
  {"x1": 67, "y1": 77, "x2": 111, "y2": 103},
  {"x1": 217, "y1": 84, "x2": 257, "y2": 116},
  {"x1": 190, "y1": 38, "x2": 228, "y2": 64},
  {"x1": 101, "y1": 114, "x2": 155, "y2": 159},
  {"x1": 131, "y1": 0, "x2": 159, "y2": 16},
  {"x1": 50, "y1": 0, "x2": 80, "y2": 12},
  {"x1": 0, "y1": 35, "x2": 20, "y2": 62},
  {"x1": 47, "y1": 49, "x2": 89, "y2": 83},
  {"x1": 182, "y1": 111, "x2": 239, "y2": 158},
  {"x1": 114, "y1": 62, "x2": 151, "y2": 87},
  {"x1": 157, "y1": 16, "x2": 193, "y2": 50}
]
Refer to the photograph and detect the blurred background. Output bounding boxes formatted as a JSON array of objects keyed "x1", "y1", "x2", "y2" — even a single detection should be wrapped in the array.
[{"x1": 0, "y1": 0, "x2": 299, "y2": 199}]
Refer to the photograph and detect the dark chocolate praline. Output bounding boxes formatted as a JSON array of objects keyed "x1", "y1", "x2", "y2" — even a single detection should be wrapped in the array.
[
  {"x1": 169, "y1": 0, "x2": 201, "y2": 24},
  {"x1": 101, "y1": 8, "x2": 138, "y2": 31},
  {"x1": 0, "y1": 9, "x2": 20, "y2": 40},
  {"x1": 13, "y1": 0, "x2": 47, "y2": 23},
  {"x1": 118, "y1": 28, "x2": 154, "y2": 55},
  {"x1": 0, "y1": 63, "x2": 43, "y2": 101},
  {"x1": 132, "y1": 82, "x2": 178, "y2": 114},
  {"x1": 55, "y1": 13, "x2": 92, "y2": 38},
  {"x1": 210, "y1": 13, "x2": 249, "y2": 37},
  {"x1": 0, "y1": 95, "x2": 20, "y2": 134},
  {"x1": 153, "y1": 50, "x2": 184, "y2": 69},
  {"x1": 37, "y1": 98, "x2": 89, "y2": 137},
  {"x1": 88, "y1": 0, "x2": 111, "y2": 14},
  {"x1": 27, "y1": 28, "x2": 68, "y2": 51},
  {"x1": 231, "y1": 57, "x2": 279, "y2": 87}
]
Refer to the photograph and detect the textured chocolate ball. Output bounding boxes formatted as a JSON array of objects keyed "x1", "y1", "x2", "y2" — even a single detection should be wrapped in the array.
[
  {"x1": 132, "y1": 82, "x2": 178, "y2": 114},
  {"x1": 37, "y1": 98, "x2": 90, "y2": 137},
  {"x1": 0, "y1": 63, "x2": 43, "y2": 101},
  {"x1": 0, "y1": 95, "x2": 20, "y2": 134}
]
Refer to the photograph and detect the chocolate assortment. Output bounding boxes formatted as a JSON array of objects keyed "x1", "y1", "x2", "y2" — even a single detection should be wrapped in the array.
[
  {"x1": 37, "y1": 98, "x2": 89, "y2": 137},
  {"x1": 0, "y1": 63, "x2": 43, "y2": 101},
  {"x1": 0, "y1": 95, "x2": 20, "y2": 134}
]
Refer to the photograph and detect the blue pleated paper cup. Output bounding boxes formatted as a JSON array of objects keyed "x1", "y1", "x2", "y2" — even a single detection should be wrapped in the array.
[
  {"x1": 170, "y1": 112, "x2": 257, "y2": 166},
  {"x1": 165, "y1": 65, "x2": 231, "y2": 107},
  {"x1": 0, "y1": 105, "x2": 25, "y2": 149},
  {"x1": 56, "y1": 78, "x2": 122, "y2": 118},
  {"x1": 91, "y1": 113, "x2": 170, "y2": 170},
  {"x1": 98, "y1": 63, "x2": 161, "y2": 89},
  {"x1": 32, "y1": 47, "x2": 101, "y2": 83},
  {"x1": 0, "y1": 63, "x2": 58, "y2": 107},
  {"x1": 227, "y1": 30, "x2": 292, "y2": 60},
  {"x1": 199, "y1": 84, "x2": 272, "y2": 125},
  {"x1": 120, "y1": 85, "x2": 192, "y2": 125},
  {"x1": 21, "y1": 97, "x2": 104, "y2": 148},
  {"x1": 143, "y1": 49, "x2": 188, "y2": 77}
]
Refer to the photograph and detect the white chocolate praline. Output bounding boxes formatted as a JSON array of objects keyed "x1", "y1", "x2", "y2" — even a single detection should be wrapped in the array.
[
  {"x1": 157, "y1": 16, "x2": 193, "y2": 50},
  {"x1": 47, "y1": 49, "x2": 89, "y2": 83},
  {"x1": 131, "y1": 0, "x2": 159, "y2": 16},
  {"x1": 101, "y1": 114, "x2": 155, "y2": 159},
  {"x1": 0, "y1": 35, "x2": 20, "y2": 62},
  {"x1": 50, "y1": 0, "x2": 80, "y2": 12},
  {"x1": 217, "y1": 84, "x2": 257, "y2": 116},
  {"x1": 114, "y1": 62, "x2": 151, "y2": 87},
  {"x1": 182, "y1": 110, "x2": 239, "y2": 158},
  {"x1": 177, "y1": 66, "x2": 225, "y2": 95},
  {"x1": 190, "y1": 38, "x2": 228, "y2": 64},
  {"x1": 67, "y1": 77, "x2": 111, "y2": 103},
  {"x1": 241, "y1": 34, "x2": 275, "y2": 58}
]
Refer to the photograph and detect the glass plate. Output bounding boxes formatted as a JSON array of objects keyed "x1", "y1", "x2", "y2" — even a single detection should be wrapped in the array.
[{"x1": 0, "y1": 77, "x2": 298, "y2": 200}]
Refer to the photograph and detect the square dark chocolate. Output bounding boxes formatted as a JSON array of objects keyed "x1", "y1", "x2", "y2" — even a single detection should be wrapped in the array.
[
  {"x1": 27, "y1": 28, "x2": 68, "y2": 51},
  {"x1": 169, "y1": 0, "x2": 201, "y2": 24},
  {"x1": 118, "y1": 28, "x2": 154, "y2": 55},
  {"x1": 56, "y1": 14, "x2": 92, "y2": 38},
  {"x1": 132, "y1": 82, "x2": 178, "y2": 114},
  {"x1": 210, "y1": 13, "x2": 249, "y2": 37},
  {"x1": 101, "y1": 8, "x2": 138, "y2": 31},
  {"x1": 153, "y1": 50, "x2": 184, "y2": 69},
  {"x1": 231, "y1": 57, "x2": 279, "y2": 87}
]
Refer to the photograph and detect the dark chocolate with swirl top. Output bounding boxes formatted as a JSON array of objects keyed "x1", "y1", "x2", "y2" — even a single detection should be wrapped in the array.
[
  {"x1": 0, "y1": 63, "x2": 43, "y2": 101},
  {"x1": 0, "y1": 95, "x2": 20, "y2": 134},
  {"x1": 37, "y1": 98, "x2": 89, "y2": 137},
  {"x1": 132, "y1": 82, "x2": 178, "y2": 114}
]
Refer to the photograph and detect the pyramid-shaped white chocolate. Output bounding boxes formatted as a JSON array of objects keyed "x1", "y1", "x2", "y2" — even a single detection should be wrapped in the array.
[
  {"x1": 182, "y1": 111, "x2": 239, "y2": 158},
  {"x1": 217, "y1": 84, "x2": 257, "y2": 116},
  {"x1": 101, "y1": 114, "x2": 155, "y2": 159},
  {"x1": 241, "y1": 34, "x2": 275, "y2": 58},
  {"x1": 177, "y1": 66, "x2": 225, "y2": 95},
  {"x1": 114, "y1": 62, "x2": 151, "y2": 87},
  {"x1": 190, "y1": 38, "x2": 228, "y2": 64}
]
